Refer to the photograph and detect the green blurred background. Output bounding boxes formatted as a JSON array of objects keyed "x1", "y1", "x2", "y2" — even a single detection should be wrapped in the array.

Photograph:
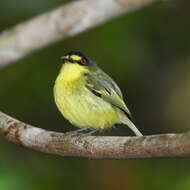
[{"x1": 1, "y1": 0, "x2": 190, "y2": 189}]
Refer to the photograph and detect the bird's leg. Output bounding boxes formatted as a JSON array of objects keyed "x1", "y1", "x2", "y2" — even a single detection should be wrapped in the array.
[
  {"x1": 79, "y1": 129, "x2": 98, "y2": 136},
  {"x1": 112, "y1": 125, "x2": 116, "y2": 129},
  {"x1": 64, "y1": 128, "x2": 89, "y2": 136},
  {"x1": 65, "y1": 128, "x2": 98, "y2": 136}
]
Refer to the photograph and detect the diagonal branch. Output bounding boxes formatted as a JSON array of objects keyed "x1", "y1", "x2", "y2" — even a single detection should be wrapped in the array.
[
  {"x1": 0, "y1": 0, "x2": 167, "y2": 68},
  {"x1": 0, "y1": 111, "x2": 190, "y2": 159}
]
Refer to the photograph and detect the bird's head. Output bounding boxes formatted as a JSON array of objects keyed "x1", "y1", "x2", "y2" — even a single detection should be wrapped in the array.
[
  {"x1": 61, "y1": 51, "x2": 94, "y2": 66},
  {"x1": 59, "y1": 51, "x2": 96, "y2": 81}
]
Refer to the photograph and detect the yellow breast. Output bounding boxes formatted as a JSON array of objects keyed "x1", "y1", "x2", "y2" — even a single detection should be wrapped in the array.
[
  {"x1": 58, "y1": 63, "x2": 86, "y2": 82},
  {"x1": 54, "y1": 63, "x2": 119, "y2": 130}
]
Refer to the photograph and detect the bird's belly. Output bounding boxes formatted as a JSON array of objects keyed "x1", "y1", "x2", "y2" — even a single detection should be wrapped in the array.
[{"x1": 54, "y1": 85, "x2": 118, "y2": 130}]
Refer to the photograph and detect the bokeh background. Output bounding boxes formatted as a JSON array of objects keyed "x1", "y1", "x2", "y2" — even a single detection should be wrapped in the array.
[{"x1": 1, "y1": 0, "x2": 190, "y2": 189}]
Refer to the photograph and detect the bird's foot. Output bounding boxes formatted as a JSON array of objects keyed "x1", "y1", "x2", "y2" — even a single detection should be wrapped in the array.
[
  {"x1": 79, "y1": 129, "x2": 98, "y2": 136},
  {"x1": 64, "y1": 128, "x2": 98, "y2": 136}
]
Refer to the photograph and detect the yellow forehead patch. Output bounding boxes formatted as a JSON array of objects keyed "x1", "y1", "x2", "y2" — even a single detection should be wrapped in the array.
[{"x1": 70, "y1": 55, "x2": 82, "y2": 61}]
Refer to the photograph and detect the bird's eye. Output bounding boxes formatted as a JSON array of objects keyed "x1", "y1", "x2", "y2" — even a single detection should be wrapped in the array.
[
  {"x1": 65, "y1": 54, "x2": 89, "y2": 65},
  {"x1": 79, "y1": 58, "x2": 87, "y2": 65}
]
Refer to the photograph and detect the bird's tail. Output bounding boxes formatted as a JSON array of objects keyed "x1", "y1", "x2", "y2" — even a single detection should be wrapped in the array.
[{"x1": 122, "y1": 117, "x2": 143, "y2": 137}]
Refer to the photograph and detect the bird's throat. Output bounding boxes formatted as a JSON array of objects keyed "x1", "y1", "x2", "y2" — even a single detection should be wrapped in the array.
[{"x1": 59, "y1": 63, "x2": 86, "y2": 82}]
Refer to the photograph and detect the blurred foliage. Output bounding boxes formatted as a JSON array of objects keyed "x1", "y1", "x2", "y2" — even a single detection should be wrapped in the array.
[{"x1": 1, "y1": 0, "x2": 190, "y2": 189}]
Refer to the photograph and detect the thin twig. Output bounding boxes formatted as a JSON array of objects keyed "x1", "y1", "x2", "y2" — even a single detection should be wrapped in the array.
[
  {"x1": 0, "y1": 0, "x2": 165, "y2": 68},
  {"x1": 0, "y1": 111, "x2": 189, "y2": 159}
]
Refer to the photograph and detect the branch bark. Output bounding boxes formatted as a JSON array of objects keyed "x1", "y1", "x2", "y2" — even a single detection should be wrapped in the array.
[
  {"x1": 0, "y1": 111, "x2": 190, "y2": 159},
  {"x1": 0, "y1": 0, "x2": 166, "y2": 68}
]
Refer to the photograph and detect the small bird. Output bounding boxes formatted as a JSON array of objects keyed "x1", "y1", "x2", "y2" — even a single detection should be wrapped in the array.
[{"x1": 54, "y1": 51, "x2": 143, "y2": 136}]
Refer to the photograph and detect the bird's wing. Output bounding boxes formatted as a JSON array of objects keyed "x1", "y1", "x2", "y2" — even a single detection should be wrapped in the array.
[{"x1": 85, "y1": 69, "x2": 132, "y2": 119}]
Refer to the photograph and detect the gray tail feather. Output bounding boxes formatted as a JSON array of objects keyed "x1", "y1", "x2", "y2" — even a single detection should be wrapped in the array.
[{"x1": 122, "y1": 117, "x2": 143, "y2": 137}]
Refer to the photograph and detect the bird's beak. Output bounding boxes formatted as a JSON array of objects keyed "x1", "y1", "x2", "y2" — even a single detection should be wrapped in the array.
[{"x1": 61, "y1": 55, "x2": 70, "y2": 63}]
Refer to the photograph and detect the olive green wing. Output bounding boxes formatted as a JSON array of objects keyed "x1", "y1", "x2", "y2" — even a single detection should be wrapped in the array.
[{"x1": 85, "y1": 69, "x2": 132, "y2": 119}]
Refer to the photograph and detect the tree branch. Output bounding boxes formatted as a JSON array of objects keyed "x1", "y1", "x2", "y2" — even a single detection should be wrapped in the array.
[
  {"x1": 0, "y1": 0, "x2": 167, "y2": 68},
  {"x1": 0, "y1": 111, "x2": 190, "y2": 159}
]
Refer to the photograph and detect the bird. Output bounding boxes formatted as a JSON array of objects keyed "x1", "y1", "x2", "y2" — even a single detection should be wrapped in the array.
[{"x1": 54, "y1": 51, "x2": 143, "y2": 136}]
